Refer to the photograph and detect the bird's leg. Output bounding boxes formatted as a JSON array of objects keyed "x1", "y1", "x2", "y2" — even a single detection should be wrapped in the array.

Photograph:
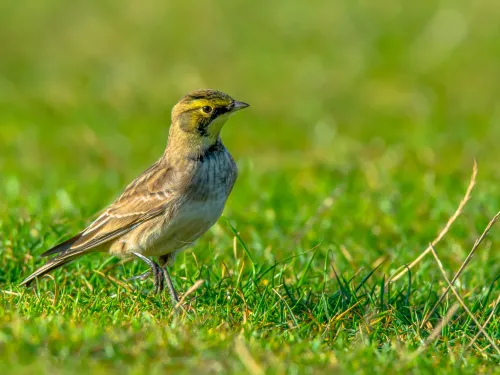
[
  {"x1": 131, "y1": 253, "x2": 164, "y2": 294},
  {"x1": 162, "y1": 268, "x2": 178, "y2": 304},
  {"x1": 159, "y1": 254, "x2": 179, "y2": 305}
]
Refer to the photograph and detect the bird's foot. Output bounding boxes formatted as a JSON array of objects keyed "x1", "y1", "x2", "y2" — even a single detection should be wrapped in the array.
[
  {"x1": 130, "y1": 252, "x2": 179, "y2": 305},
  {"x1": 126, "y1": 270, "x2": 151, "y2": 282}
]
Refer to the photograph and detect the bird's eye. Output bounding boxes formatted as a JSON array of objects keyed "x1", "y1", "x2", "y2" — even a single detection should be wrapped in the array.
[{"x1": 202, "y1": 106, "x2": 213, "y2": 114}]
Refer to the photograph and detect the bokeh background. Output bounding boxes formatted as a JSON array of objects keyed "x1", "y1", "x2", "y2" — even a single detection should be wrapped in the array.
[
  {"x1": 2, "y1": 0, "x2": 500, "y2": 372},
  {"x1": 2, "y1": 0, "x2": 500, "y2": 263},
  {"x1": 2, "y1": 0, "x2": 500, "y2": 277}
]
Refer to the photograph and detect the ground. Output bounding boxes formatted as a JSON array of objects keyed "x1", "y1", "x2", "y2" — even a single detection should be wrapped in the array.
[{"x1": 1, "y1": 1, "x2": 500, "y2": 374}]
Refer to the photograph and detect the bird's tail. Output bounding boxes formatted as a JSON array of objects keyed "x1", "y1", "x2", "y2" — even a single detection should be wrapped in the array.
[
  {"x1": 20, "y1": 232, "x2": 89, "y2": 286},
  {"x1": 20, "y1": 253, "x2": 83, "y2": 287}
]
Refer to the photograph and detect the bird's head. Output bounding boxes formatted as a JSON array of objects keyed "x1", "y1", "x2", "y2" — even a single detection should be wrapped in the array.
[{"x1": 169, "y1": 89, "x2": 249, "y2": 151}]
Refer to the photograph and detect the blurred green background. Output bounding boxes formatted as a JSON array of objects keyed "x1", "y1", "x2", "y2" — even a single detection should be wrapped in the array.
[
  {"x1": 2, "y1": 0, "x2": 500, "y2": 171},
  {"x1": 2, "y1": 0, "x2": 500, "y2": 262},
  {"x1": 1, "y1": 0, "x2": 500, "y2": 373},
  {"x1": 1, "y1": 0, "x2": 500, "y2": 284}
]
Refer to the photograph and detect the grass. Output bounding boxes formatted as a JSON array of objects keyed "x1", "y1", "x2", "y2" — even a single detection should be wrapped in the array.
[{"x1": 1, "y1": 0, "x2": 500, "y2": 373}]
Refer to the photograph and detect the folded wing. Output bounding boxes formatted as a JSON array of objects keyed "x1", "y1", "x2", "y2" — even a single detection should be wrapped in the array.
[{"x1": 20, "y1": 161, "x2": 175, "y2": 286}]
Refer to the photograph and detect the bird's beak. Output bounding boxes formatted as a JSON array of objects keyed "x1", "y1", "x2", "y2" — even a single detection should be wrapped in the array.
[{"x1": 229, "y1": 101, "x2": 250, "y2": 112}]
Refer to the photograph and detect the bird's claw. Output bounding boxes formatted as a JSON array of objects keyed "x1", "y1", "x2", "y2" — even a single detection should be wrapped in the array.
[{"x1": 126, "y1": 270, "x2": 152, "y2": 282}]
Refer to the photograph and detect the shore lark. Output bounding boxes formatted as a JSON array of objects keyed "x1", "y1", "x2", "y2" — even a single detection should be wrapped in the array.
[{"x1": 20, "y1": 89, "x2": 249, "y2": 304}]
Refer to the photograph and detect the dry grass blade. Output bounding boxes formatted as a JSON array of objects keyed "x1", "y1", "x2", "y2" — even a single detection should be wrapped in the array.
[
  {"x1": 417, "y1": 303, "x2": 460, "y2": 355},
  {"x1": 235, "y1": 337, "x2": 265, "y2": 375},
  {"x1": 421, "y1": 210, "x2": 500, "y2": 327},
  {"x1": 428, "y1": 244, "x2": 500, "y2": 356},
  {"x1": 323, "y1": 298, "x2": 366, "y2": 335},
  {"x1": 93, "y1": 270, "x2": 133, "y2": 290},
  {"x1": 388, "y1": 161, "x2": 477, "y2": 284},
  {"x1": 172, "y1": 279, "x2": 204, "y2": 310},
  {"x1": 1, "y1": 290, "x2": 22, "y2": 296},
  {"x1": 467, "y1": 293, "x2": 500, "y2": 351}
]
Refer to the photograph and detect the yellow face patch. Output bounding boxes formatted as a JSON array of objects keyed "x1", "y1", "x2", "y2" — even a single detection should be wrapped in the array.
[
  {"x1": 169, "y1": 89, "x2": 248, "y2": 149},
  {"x1": 173, "y1": 92, "x2": 235, "y2": 139}
]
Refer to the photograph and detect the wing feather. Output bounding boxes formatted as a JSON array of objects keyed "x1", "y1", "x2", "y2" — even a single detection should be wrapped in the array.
[{"x1": 41, "y1": 161, "x2": 175, "y2": 258}]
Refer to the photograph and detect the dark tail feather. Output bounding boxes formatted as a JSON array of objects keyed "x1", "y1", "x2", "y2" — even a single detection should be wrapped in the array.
[
  {"x1": 20, "y1": 254, "x2": 81, "y2": 287},
  {"x1": 40, "y1": 233, "x2": 83, "y2": 257}
]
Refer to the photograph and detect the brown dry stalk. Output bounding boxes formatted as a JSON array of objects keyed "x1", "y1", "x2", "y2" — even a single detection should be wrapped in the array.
[
  {"x1": 235, "y1": 338, "x2": 265, "y2": 375},
  {"x1": 421, "y1": 210, "x2": 500, "y2": 327},
  {"x1": 388, "y1": 161, "x2": 477, "y2": 284},
  {"x1": 417, "y1": 303, "x2": 460, "y2": 355},
  {"x1": 173, "y1": 279, "x2": 204, "y2": 310},
  {"x1": 467, "y1": 293, "x2": 500, "y2": 351},
  {"x1": 93, "y1": 270, "x2": 133, "y2": 290},
  {"x1": 429, "y1": 244, "x2": 500, "y2": 356}
]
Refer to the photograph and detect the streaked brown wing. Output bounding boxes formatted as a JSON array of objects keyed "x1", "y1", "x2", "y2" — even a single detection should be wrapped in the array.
[{"x1": 41, "y1": 160, "x2": 174, "y2": 257}]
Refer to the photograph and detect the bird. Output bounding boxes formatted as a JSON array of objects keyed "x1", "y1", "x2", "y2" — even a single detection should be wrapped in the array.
[{"x1": 20, "y1": 89, "x2": 249, "y2": 305}]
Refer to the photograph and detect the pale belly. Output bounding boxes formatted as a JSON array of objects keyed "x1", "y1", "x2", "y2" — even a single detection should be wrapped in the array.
[{"x1": 113, "y1": 195, "x2": 228, "y2": 258}]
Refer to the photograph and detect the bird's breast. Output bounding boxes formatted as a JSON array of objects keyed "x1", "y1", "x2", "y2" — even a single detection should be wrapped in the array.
[
  {"x1": 137, "y1": 148, "x2": 237, "y2": 257},
  {"x1": 187, "y1": 147, "x2": 238, "y2": 201}
]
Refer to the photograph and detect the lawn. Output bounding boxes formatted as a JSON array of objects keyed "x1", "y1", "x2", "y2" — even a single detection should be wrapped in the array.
[{"x1": 1, "y1": 0, "x2": 500, "y2": 374}]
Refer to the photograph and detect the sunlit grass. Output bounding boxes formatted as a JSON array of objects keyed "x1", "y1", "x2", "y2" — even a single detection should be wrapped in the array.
[{"x1": 1, "y1": 0, "x2": 500, "y2": 374}]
